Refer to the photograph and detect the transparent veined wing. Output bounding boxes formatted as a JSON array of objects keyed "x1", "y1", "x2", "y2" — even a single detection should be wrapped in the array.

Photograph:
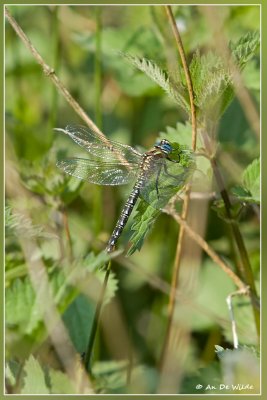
[
  {"x1": 56, "y1": 158, "x2": 140, "y2": 185},
  {"x1": 56, "y1": 125, "x2": 142, "y2": 163}
]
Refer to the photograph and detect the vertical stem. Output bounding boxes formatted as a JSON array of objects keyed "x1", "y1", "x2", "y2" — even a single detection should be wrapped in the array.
[
  {"x1": 94, "y1": 6, "x2": 102, "y2": 129},
  {"x1": 62, "y1": 208, "x2": 73, "y2": 262},
  {"x1": 160, "y1": 5, "x2": 197, "y2": 368},
  {"x1": 83, "y1": 261, "x2": 111, "y2": 373},
  {"x1": 202, "y1": 132, "x2": 260, "y2": 335},
  {"x1": 92, "y1": 6, "x2": 103, "y2": 236},
  {"x1": 83, "y1": 7, "x2": 105, "y2": 373},
  {"x1": 50, "y1": 6, "x2": 59, "y2": 131},
  {"x1": 165, "y1": 5, "x2": 197, "y2": 148}
]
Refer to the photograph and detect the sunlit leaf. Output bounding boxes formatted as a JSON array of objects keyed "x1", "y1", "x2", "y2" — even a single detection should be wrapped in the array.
[{"x1": 21, "y1": 355, "x2": 49, "y2": 394}]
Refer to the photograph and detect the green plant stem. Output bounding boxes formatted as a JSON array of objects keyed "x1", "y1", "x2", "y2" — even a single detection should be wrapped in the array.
[
  {"x1": 165, "y1": 5, "x2": 197, "y2": 148},
  {"x1": 160, "y1": 5, "x2": 197, "y2": 371},
  {"x1": 62, "y1": 207, "x2": 73, "y2": 262},
  {"x1": 202, "y1": 131, "x2": 260, "y2": 336},
  {"x1": 83, "y1": 260, "x2": 111, "y2": 373},
  {"x1": 94, "y1": 7, "x2": 102, "y2": 129},
  {"x1": 92, "y1": 7, "x2": 103, "y2": 237},
  {"x1": 49, "y1": 6, "x2": 59, "y2": 132}
]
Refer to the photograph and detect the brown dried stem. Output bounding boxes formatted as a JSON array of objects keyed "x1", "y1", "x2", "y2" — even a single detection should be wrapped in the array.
[
  {"x1": 164, "y1": 205, "x2": 246, "y2": 290},
  {"x1": 160, "y1": 6, "x2": 197, "y2": 371}
]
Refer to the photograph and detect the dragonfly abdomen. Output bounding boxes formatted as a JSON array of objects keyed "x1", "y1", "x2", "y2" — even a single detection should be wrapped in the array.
[{"x1": 106, "y1": 177, "x2": 145, "y2": 253}]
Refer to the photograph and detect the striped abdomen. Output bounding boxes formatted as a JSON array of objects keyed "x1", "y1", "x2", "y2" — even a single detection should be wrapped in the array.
[{"x1": 106, "y1": 176, "x2": 145, "y2": 253}]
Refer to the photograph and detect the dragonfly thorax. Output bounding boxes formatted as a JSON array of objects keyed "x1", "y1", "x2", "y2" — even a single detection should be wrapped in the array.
[{"x1": 154, "y1": 139, "x2": 172, "y2": 155}]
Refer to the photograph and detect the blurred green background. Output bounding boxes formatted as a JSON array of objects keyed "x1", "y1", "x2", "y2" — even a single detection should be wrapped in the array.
[{"x1": 5, "y1": 5, "x2": 260, "y2": 394}]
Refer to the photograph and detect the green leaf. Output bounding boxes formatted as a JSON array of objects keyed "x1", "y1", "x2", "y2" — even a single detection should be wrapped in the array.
[
  {"x1": 189, "y1": 50, "x2": 234, "y2": 121},
  {"x1": 121, "y1": 53, "x2": 190, "y2": 114},
  {"x1": 189, "y1": 32, "x2": 259, "y2": 122},
  {"x1": 231, "y1": 186, "x2": 257, "y2": 204},
  {"x1": 127, "y1": 200, "x2": 161, "y2": 255},
  {"x1": 92, "y1": 360, "x2": 129, "y2": 393},
  {"x1": 127, "y1": 365, "x2": 158, "y2": 394},
  {"x1": 5, "y1": 278, "x2": 42, "y2": 334},
  {"x1": 242, "y1": 158, "x2": 260, "y2": 202},
  {"x1": 5, "y1": 362, "x2": 16, "y2": 387},
  {"x1": 49, "y1": 369, "x2": 76, "y2": 394},
  {"x1": 20, "y1": 154, "x2": 83, "y2": 206},
  {"x1": 230, "y1": 31, "x2": 260, "y2": 69},
  {"x1": 159, "y1": 121, "x2": 193, "y2": 147},
  {"x1": 169, "y1": 259, "x2": 237, "y2": 331},
  {"x1": 231, "y1": 158, "x2": 260, "y2": 204},
  {"x1": 5, "y1": 206, "x2": 57, "y2": 240},
  {"x1": 63, "y1": 294, "x2": 95, "y2": 354},
  {"x1": 81, "y1": 252, "x2": 119, "y2": 305},
  {"x1": 21, "y1": 355, "x2": 50, "y2": 394}
]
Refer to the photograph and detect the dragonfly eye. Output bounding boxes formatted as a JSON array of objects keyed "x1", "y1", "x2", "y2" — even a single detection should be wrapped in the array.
[{"x1": 159, "y1": 140, "x2": 172, "y2": 154}]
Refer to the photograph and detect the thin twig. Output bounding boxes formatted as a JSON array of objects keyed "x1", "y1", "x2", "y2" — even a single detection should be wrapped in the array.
[
  {"x1": 226, "y1": 286, "x2": 250, "y2": 349},
  {"x1": 62, "y1": 208, "x2": 73, "y2": 262},
  {"x1": 160, "y1": 5, "x2": 197, "y2": 370},
  {"x1": 164, "y1": 205, "x2": 246, "y2": 290},
  {"x1": 83, "y1": 263, "x2": 111, "y2": 372},
  {"x1": 94, "y1": 7, "x2": 103, "y2": 129},
  {"x1": 165, "y1": 5, "x2": 197, "y2": 149}
]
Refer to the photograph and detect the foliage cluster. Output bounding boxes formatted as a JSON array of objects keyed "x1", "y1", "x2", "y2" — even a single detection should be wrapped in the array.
[{"x1": 5, "y1": 5, "x2": 260, "y2": 394}]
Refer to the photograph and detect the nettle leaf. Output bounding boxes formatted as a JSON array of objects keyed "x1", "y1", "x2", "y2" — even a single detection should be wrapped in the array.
[
  {"x1": 231, "y1": 186, "x2": 254, "y2": 204},
  {"x1": 5, "y1": 362, "x2": 16, "y2": 387},
  {"x1": 189, "y1": 50, "x2": 234, "y2": 121},
  {"x1": 6, "y1": 269, "x2": 74, "y2": 336},
  {"x1": 6, "y1": 278, "x2": 42, "y2": 334},
  {"x1": 127, "y1": 200, "x2": 161, "y2": 256},
  {"x1": 21, "y1": 154, "x2": 83, "y2": 206},
  {"x1": 5, "y1": 206, "x2": 57, "y2": 240},
  {"x1": 82, "y1": 251, "x2": 119, "y2": 305},
  {"x1": 49, "y1": 369, "x2": 76, "y2": 394},
  {"x1": 64, "y1": 252, "x2": 119, "y2": 306},
  {"x1": 189, "y1": 32, "x2": 259, "y2": 121},
  {"x1": 5, "y1": 250, "x2": 119, "y2": 341},
  {"x1": 21, "y1": 355, "x2": 50, "y2": 394},
  {"x1": 242, "y1": 158, "x2": 260, "y2": 202},
  {"x1": 231, "y1": 158, "x2": 260, "y2": 204},
  {"x1": 121, "y1": 53, "x2": 190, "y2": 114},
  {"x1": 92, "y1": 360, "x2": 129, "y2": 393},
  {"x1": 216, "y1": 347, "x2": 260, "y2": 392},
  {"x1": 97, "y1": 270, "x2": 119, "y2": 306},
  {"x1": 159, "y1": 121, "x2": 193, "y2": 147},
  {"x1": 230, "y1": 31, "x2": 260, "y2": 69},
  {"x1": 120, "y1": 32, "x2": 259, "y2": 125}
]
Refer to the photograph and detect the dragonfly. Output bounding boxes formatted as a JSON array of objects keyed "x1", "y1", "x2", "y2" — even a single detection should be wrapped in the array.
[{"x1": 56, "y1": 125, "x2": 195, "y2": 253}]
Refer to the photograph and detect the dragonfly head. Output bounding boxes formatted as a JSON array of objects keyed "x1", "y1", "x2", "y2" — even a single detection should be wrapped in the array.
[{"x1": 155, "y1": 139, "x2": 173, "y2": 155}]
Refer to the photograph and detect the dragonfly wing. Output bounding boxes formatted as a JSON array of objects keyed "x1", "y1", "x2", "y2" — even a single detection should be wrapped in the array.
[
  {"x1": 57, "y1": 158, "x2": 139, "y2": 185},
  {"x1": 57, "y1": 125, "x2": 142, "y2": 163},
  {"x1": 140, "y1": 158, "x2": 195, "y2": 209}
]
